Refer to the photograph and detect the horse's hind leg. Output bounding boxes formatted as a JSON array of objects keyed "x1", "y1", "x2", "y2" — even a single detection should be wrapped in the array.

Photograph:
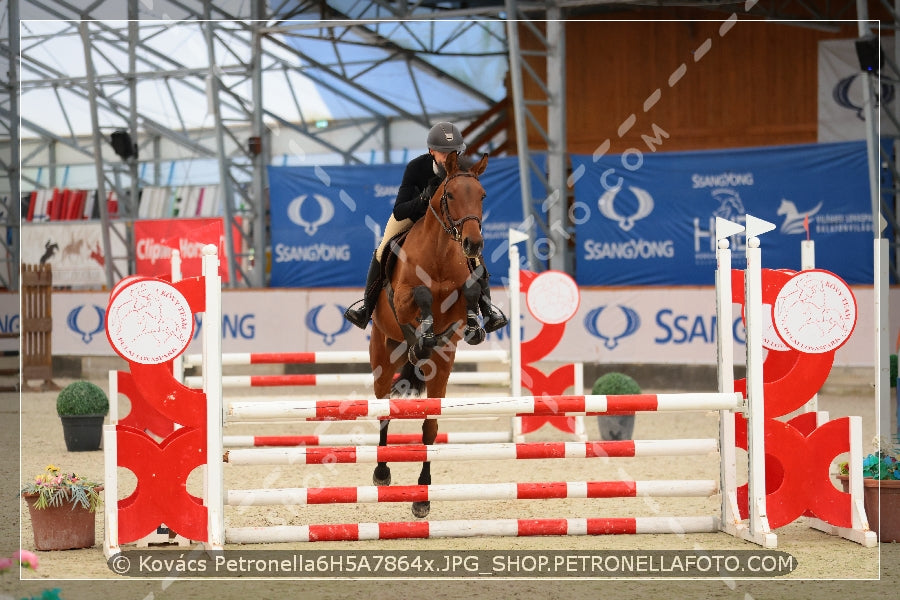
[
  {"x1": 412, "y1": 418, "x2": 438, "y2": 518},
  {"x1": 373, "y1": 418, "x2": 392, "y2": 486}
]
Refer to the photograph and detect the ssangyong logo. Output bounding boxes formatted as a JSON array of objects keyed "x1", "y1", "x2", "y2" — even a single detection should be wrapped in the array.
[
  {"x1": 67, "y1": 305, "x2": 106, "y2": 344},
  {"x1": 832, "y1": 74, "x2": 894, "y2": 120},
  {"x1": 583, "y1": 305, "x2": 641, "y2": 350},
  {"x1": 585, "y1": 185, "x2": 674, "y2": 261},
  {"x1": 598, "y1": 185, "x2": 654, "y2": 231},
  {"x1": 287, "y1": 194, "x2": 335, "y2": 235},
  {"x1": 306, "y1": 304, "x2": 353, "y2": 345}
]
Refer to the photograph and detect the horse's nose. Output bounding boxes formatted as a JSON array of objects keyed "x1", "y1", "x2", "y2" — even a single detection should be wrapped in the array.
[{"x1": 462, "y1": 236, "x2": 483, "y2": 258}]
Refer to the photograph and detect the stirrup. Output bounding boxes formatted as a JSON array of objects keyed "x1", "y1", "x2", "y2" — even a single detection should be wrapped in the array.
[
  {"x1": 343, "y1": 300, "x2": 370, "y2": 329},
  {"x1": 482, "y1": 305, "x2": 508, "y2": 334}
]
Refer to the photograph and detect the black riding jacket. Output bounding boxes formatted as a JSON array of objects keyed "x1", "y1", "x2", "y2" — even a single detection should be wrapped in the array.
[{"x1": 392, "y1": 153, "x2": 444, "y2": 222}]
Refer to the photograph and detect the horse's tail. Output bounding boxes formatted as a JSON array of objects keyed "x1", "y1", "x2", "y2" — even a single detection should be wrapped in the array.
[{"x1": 390, "y1": 361, "x2": 426, "y2": 397}]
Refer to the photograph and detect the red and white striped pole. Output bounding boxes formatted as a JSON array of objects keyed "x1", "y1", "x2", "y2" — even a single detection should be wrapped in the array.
[
  {"x1": 225, "y1": 516, "x2": 719, "y2": 544},
  {"x1": 224, "y1": 438, "x2": 720, "y2": 466},
  {"x1": 225, "y1": 392, "x2": 742, "y2": 422},
  {"x1": 226, "y1": 479, "x2": 718, "y2": 506}
]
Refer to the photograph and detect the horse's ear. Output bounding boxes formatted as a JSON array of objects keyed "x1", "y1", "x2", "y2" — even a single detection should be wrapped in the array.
[
  {"x1": 470, "y1": 152, "x2": 488, "y2": 177},
  {"x1": 445, "y1": 151, "x2": 459, "y2": 175}
]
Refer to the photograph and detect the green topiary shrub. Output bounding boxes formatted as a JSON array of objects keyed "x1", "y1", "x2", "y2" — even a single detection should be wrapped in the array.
[
  {"x1": 593, "y1": 372, "x2": 640, "y2": 441},
  {"x1": 56, "y1": 381, "x2": 109, "y2": 416},
  {"x1": 592, "y1": 372, "x2": 641, "y2": 396}
]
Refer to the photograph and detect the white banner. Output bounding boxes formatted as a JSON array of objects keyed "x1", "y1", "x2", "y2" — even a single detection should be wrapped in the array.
[
  {"x1": 42, "y1": 285, "x2": 898, "y2": 368},
  {"x1": 20, "y1": 222, "x2": 129, "y2": 288},
  {"x1": 818, "y1": 37, "x2": 897, "y2": 142}
]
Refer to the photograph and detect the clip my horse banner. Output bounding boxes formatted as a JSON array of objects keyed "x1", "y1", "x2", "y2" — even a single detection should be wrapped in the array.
[
  {"x1": 571, "y1": 140, "x2": 874, "y2": 286},
  {"x1": 268, "y1": 156, "x2": 527, "y2": 288}
]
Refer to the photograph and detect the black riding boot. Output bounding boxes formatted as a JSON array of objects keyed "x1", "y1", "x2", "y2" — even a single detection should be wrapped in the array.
[
  {"x1": 344, "y1": 255, "x2": 382, "y2": 329},
  {"x1": 478, "y1": 277, "x2": 508, "y2": 334}
]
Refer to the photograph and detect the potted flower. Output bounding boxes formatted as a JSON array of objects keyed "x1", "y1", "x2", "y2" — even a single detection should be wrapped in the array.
[
  {"x1": 21, "y1": 465, "x2": 103, "y2": 551},
  {"x1": 56, "y1": 380, "x2": 109, "y2": 451},
  {"x1": 838, "y1": 436, "x2": 900, "y2": 543},
  {"x1": 593, "y1": 372, "x2": 639, "y2": 441}
]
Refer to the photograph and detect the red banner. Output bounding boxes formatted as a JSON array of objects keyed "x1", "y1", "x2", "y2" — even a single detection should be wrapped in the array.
[{"x1": 133, "y1": 217, "x2": 242, "y2": 282}]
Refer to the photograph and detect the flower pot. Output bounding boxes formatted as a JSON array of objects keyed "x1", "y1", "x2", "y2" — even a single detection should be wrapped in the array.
[
  {"x1": 23, "y1": 493, "x2": 97, "y2": 550},
  {"x1": 60, "y1": 414, "x2": 105, "y2": 451},
  {"x1": 839, "y1": 476, "x2": 900, "y2": 543},
  {"x1": 597, "y1": 415, "x2": 635, "y2": 440}
]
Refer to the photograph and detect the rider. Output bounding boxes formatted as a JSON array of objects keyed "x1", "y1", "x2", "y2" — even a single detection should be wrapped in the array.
[{"x1": 343, "y1": 122, "x2": 508, "y2": 333}]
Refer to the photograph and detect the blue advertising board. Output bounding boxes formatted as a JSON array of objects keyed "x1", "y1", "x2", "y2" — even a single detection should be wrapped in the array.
[
  {"x1": 571, "y1": 140, "x2": 873, "y2": 286},
  {"x1": 268, "y1": 162, "x2": 400, "y2": 287},
  {"x1": 268, "y1": 155, "x2": 529, "y2": 287}
]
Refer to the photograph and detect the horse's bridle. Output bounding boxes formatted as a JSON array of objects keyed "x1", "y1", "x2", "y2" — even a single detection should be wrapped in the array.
[{"x1": 428, "y1": 172, "x2": 484, "y2": 242}]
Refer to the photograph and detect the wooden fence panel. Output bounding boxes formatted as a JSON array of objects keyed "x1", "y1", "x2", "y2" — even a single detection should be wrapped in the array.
[{"x1": 21, "y1": 263, "x2": 57, "y2": 391}]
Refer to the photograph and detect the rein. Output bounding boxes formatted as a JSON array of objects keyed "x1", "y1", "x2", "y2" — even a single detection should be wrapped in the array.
[{"x1": 428, "y1": 172, "x2": 483, "y2": 243}]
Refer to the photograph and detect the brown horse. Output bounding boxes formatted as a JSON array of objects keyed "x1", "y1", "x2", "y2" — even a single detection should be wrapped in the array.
[{"x1": 369, "y1": 151, "x2": 490, "y2": 518}]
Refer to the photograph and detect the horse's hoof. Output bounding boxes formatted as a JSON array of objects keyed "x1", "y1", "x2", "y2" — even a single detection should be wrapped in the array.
[
  {"x1": 464, "y1": 326, "x2": 485, "y2": 345},
  {"x1": 412, "y1": 501, "x2": 431, "y2": 519},
  {"x1": 373, "y1": 465, "x2": 391, "y2": 487},
  {"x1": 408, "y1": 343, "x2": 432, "y2": 363}
]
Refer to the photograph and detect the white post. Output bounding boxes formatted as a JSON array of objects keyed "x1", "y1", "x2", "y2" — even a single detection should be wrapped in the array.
[
  {"x1": 202, "y1": 245, "x2": 224, "y2": 549},
  {"x1": 844, "y1": 416, "x2": 877, "y2": 545},
  {"x1": 171, "y1": 249, "x2": 184, "y2": 384},
  {"x1": 508, "y1": 230, "x2": 526, "y2": 442},
  {"x1": 573, "y1": 362, "x2": 586, "y2": 441},
  {"x1": 743, "y1": 215, "x2": 776, "y2": 547},
  {"x1": 714, "y1": 217, "x2": 742, "y2": 539},
  {"x1": 875, "y1": 236, "x2": 892, "y2": 442},
  {"x1": 800, "y1": 240, "x2": 817, "y2": 414},
  {"x1": 102, "y1": 424, "x2": 119, "y2": 558},
  {"x1": 800, "y1": 240, "x2": 815, "y2": 271},
  {"x1": 108, "y1": 370, "x2": 118, "y2": 423},
  {"x1": 716, "y1": 217, "x2": 744, "y2": 536}
]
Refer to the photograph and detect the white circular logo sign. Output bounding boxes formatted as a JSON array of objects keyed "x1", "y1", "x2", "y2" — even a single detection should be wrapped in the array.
[
  {"x1": 773, "y1": 270, "x2": 856, "y2": 354},
  {"x1": 106, "y1": 279, "x2": 194, "y2": 364},
  {"x1": 526, "y1": 270, "x2": 581, "y2": 325}
]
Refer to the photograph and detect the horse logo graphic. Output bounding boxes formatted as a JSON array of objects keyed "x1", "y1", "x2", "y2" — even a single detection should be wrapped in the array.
[
  {"x1": 711, "y1": 189, "x2": 746, "y2": 222},
  {"x1": 306, "y1": 304, "x2": 353, "y2": 345},
  {"x1": 39, "y1": 240, "x2": 59, "y2": 265},
  {"x1": 584, "y1": 304, "x2": 641, "y2": 350},
  {"x1": 287, "y1": 193, "x2": 335, "y2": 235},
  {"x1": 67, "y1": 305, "x2": 106, "y2": 344},
  {"x1": 777, "y1": 199, "x2": 822, "y2": 235},
  {"x1": 598, "y1": 186, "x2": 654, "y2": 231}
]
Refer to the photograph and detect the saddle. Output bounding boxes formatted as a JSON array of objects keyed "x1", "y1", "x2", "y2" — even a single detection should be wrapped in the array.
[{"x1": 381, "y1": 229, "x2": 411, "y2": 283}]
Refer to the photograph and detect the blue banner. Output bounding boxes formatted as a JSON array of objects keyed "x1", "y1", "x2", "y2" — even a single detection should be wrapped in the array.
[
  {"x1": 268, "y1": 155, "x2": 527, "y2": 287},
  {"x1": 572, "y1": 140, "x2": 873, "y2": 286},
  {"x1": 268, "y1": 163, "x2": 400, "y2": 287}
]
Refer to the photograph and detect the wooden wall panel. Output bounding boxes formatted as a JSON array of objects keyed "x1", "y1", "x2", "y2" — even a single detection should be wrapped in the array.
[{"x1": 517, "y1": 13, "x2": 856, "y2": 154}]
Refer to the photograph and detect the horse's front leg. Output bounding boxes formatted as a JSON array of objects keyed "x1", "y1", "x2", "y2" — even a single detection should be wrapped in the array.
[
  {"x1": 411, "y1": 418, "x2": 438, "y2": 518},
  {"x1": 373, "y1": 418, "x2": 392, "y2": 486},
  {"x1": 408, "y1": 285, "x2": 435, "y2": 362},
  {"x1": 462, "y1": 271, "x2": 485, "y2": 345}
]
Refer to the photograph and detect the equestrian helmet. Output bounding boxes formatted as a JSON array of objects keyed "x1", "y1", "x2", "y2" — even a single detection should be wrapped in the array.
[{"x1": 427, "y1": 122, "x2": 466, "y2": 154}]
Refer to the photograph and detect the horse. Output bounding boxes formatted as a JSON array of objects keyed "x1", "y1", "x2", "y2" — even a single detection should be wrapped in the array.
[{"x1": 368, "y1": 151, "x2": 490, "y2": 518}]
